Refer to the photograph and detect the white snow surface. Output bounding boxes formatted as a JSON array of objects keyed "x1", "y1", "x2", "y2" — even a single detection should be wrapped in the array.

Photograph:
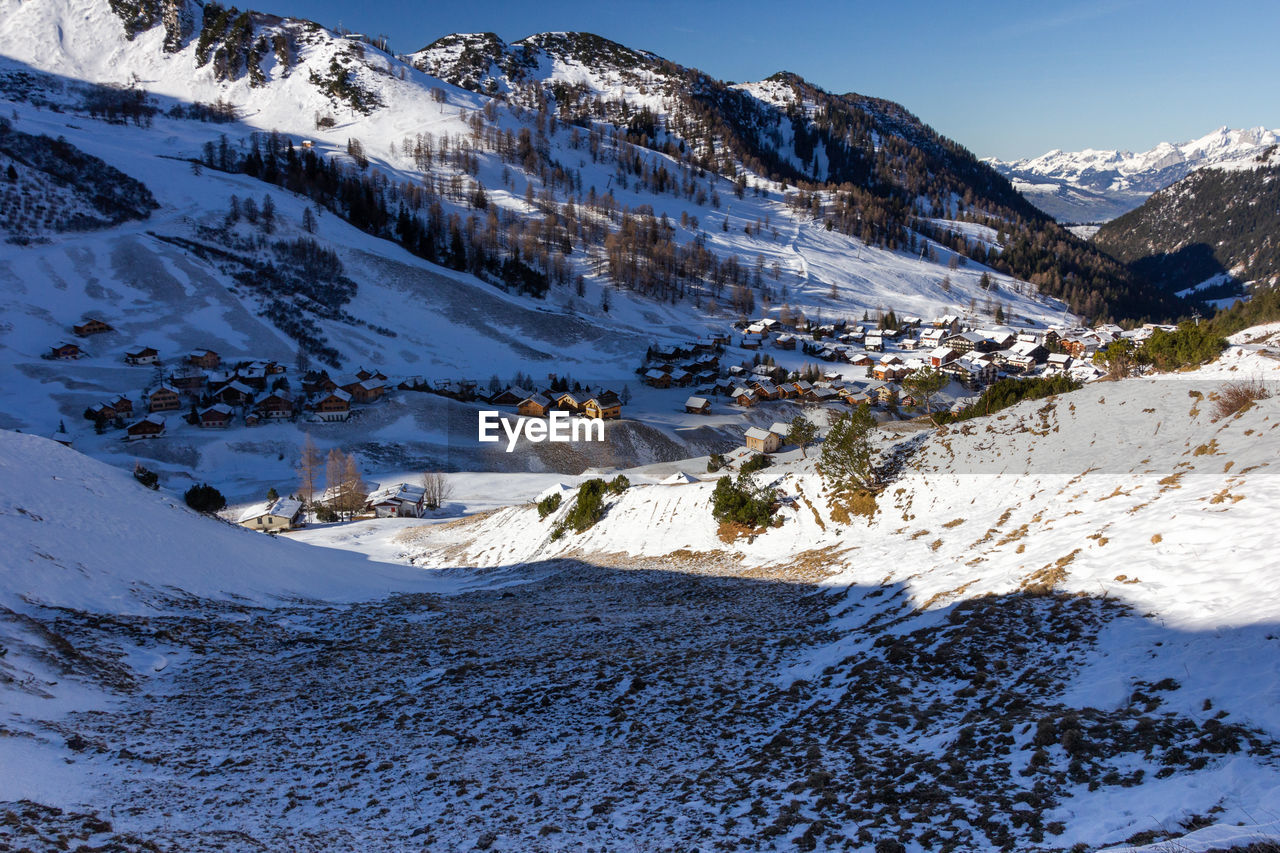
[{"x1": 0, "y1": 430, "x2": 471, "y2": 614}]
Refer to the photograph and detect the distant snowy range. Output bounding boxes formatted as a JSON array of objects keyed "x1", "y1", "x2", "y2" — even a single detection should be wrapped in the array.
[{"x1": 986, "y1": 126, "x2": 1280, "y2": 227}]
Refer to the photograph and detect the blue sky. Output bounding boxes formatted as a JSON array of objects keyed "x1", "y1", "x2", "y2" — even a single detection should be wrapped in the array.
[{"x1": 273, "y1": 0, "x2": 1280, "y2": 159}]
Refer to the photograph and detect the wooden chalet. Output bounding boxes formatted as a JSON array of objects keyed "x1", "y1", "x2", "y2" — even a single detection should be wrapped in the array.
[
  {"x1": 552, "y1": 391, "x2": 583, "y2": 413},
  {"x1": 253, "y1": 393, "x2": 294, "y2": 420},
  {"x1": 872, "y1": 384, "x2": 898, "y2": 405},
  {"x1": 751, "y1": 380, "x2": 779, "y2": 401},
  {"x1": 489, "y1": 386, "x2": 531, "y2": 406},
  {"x1": 124, "y1": 346, "x2": 160, "y2": 365},
  {"x1": 945, "y1": 332, "x2": 994, "y2": 354},
  {"x1": 146, "y1": 385, "x2": 182, "y2": 413},
  {"x1": 744, "y1": 426, "x2": 781, "y2": 454},
  {"x1": 49, "y1": 342, "x2": 83, "y2": 360},
  {"x1": 1059, "y1": 336, "x2": 1094, "y2": 359},
  {"x1": 643, "y1": 369, "x2": 672, "y2": 389},
  {"x1": 344, "y1": 378, "x2": 385, "y2": 404},
  {"x1": 188, "y1": 348, "x2": 220, "y2": 369},
  {"x1": 126, "y1": 414, "x2": 165, "y2": 440},
  {"x1": 84, "y1": 402, "x2": 116, "y2": 423},
  {"x1": 583, "y1": 392, "x2": 622, "y2": 420},
  {"x1": 234, "y1": 365, "x2": 270, "y2": 391},
  {"x1": 109, "y1": 395, "x2": 134, "y2": 419},
  {"x1": 1044, "y1": 353, "x2": 1074, "y2": 374},
  {"x1": 311, "y1": 389, "x2": 352, "y2": 422},
  {"x1": 931, "y1": 315, "x2": 961, "y2": 333},
  {"x1": 684, "y1": 396, "x2": 711, "y2": 415},
  {"x1": 210, "y1": 380, "x2": 254, "y2": 407},
  {"x1": 928, "y1": 346, "x2": 959, "y2": 368},
  {"x1": 198, "y1": 403, "x2": 235, "y2": 429},
  {"x1": 810, "y1": 387, "x2": 841, "y2": 403},
  {"x1": 518, "y1": 394, "x2": 552, "y2": 417},
  {"x1": 73, "y1": 318, "x2": 112, "y2": 337},
  {"x1": 731, "y1": 387, "x2": 758, "y2": 408},
  {"x1": 169, "y1": 371, "x2": 207, "y2": 394}
]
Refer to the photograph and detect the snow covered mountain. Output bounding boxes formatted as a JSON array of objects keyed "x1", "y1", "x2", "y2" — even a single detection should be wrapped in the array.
[
  {"x1": 986, "y1": 126, "x2": 1280, "y2": 224},
  {"x1": 0, "y1": 0, "x2": 1112, "y2": 494},
  {"x1": 1093, "y1": 146, "x2": 1280, "y2": 296}
]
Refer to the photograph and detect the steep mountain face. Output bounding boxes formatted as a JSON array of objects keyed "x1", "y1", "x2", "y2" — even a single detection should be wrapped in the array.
[
  {"x1": 987, "y1": 126, "x2": 1280, "y2": 224},
  {"x1": 1093, "y1": 150, "x2": 1280, "y2": 297},
  {"x1": 408, "y1": 31, "x2": 666, "y2": 98},
  {"x1": 412, "y1": 33, "x2": 1175, "y2": 321}
]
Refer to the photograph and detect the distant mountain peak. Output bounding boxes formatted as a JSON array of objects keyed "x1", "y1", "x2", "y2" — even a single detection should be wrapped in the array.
[{"x1": 985, "y1": 126, "x2": 1280, "y2": 223}]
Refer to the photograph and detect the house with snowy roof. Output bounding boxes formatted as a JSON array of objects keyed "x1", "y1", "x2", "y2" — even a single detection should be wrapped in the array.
[{"x1": 238, "y1": 498, "x2": 305, "y2": 532}]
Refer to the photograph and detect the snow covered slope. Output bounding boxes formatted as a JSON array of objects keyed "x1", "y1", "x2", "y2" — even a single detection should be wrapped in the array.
[
  {"x1": 987, "y1": 126, "x2": 1280, "y2": 223},
  {"x1": 391, "y1": 344, "x2": 1280, "y2": 851},
  {"x1": 0, "y1": 430, "x2": 458, "y2": 614},
  {"x1": 2, "y1": 339, "x2": 1279, "y2": 850}
]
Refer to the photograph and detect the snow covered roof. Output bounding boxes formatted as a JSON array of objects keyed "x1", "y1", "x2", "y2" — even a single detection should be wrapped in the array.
[
  {"x1": 744, "y1": 426, "x2": 773, "y2": 441},
  {"x1": 685, "y1": 396, "x2": 709, "y2": 408},
  {"x1": 367, "y1": 483, "x2": 425, "y2": 505},
  {"x1": 237, "y1": 497, "x2": 303, "y2": 524},
  {"x1": 769, "y1": 422, "x2": 791, "y2": 437},
  {"x1": 659, "y1": 471, "x2": 698, "y2": 485}
]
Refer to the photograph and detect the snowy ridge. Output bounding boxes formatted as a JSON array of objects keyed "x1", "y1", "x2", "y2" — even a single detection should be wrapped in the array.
[
  {"x1": 987, "y1": 126, "x2": 1280, "y2": 223},
  {"x1": 989, "y1": 127, "x2": 1280, "y2": 193}
]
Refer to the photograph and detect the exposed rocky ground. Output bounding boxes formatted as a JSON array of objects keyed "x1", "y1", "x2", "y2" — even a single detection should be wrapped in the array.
[{"x1": 4, "y1": 551, "x2": 1274, "y2": 852}]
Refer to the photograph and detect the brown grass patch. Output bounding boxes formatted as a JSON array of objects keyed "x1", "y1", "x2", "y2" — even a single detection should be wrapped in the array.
[
  {"x1": 830, "y1": 490, "x2": 878, "y2": 523},
  {"x1": 1213, "y1": 378, "x2": 1271, "y2": 420},
  {"x1": 1021, "y1": 549, "x2": 1081, "y2": 595}
]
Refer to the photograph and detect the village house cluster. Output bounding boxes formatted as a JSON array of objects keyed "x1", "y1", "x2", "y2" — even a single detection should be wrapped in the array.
[
  {"x1": 642, "y1": 312, "x2": 1176, "y2": 423},
  {"x1": 488, "y1": 385, "x2": 624, "y2": 421},
  {"x1": 53, "y1": 315, "x2": 637, "y2": 446},
  {"x1": 58, "y1": 317, "x2": 403, "y2": 441}
]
